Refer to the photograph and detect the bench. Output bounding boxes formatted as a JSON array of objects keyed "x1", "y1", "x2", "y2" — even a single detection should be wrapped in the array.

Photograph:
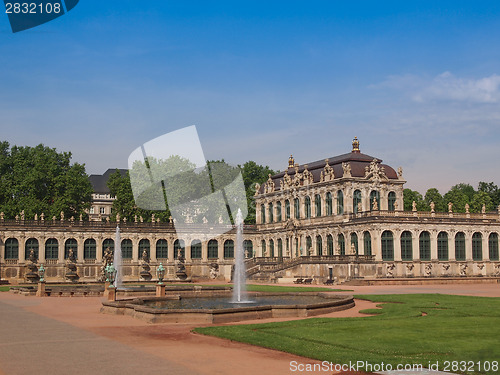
[
  {"x1": 303, "y1": 278, "x2": 313, "y2": 284},
  {"x1": 323, "y1": 279, "x2": 334, "y2": 285},
  {"x1": 293, "y1": 278, "x2": 304, "y2": 284}
]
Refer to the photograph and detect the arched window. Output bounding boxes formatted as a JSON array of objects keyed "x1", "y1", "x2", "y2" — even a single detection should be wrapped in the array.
[
  {"x1": 437, "y1": 232, "x2": 448, "y2": 261},
  {"x1": 208, "y1": 239, "x2": 218, "y2": 259},
  {"x1": 294, "y1": 198, "x2": 300, "y2": 219},
  {"x1": 65, "y1": 239, "x2": 77, "y2": 260},
  {"x1": 363, "y1": 232, "x2": 372, "y2": 256},
  {"x1": 353, "y1": 190, "x2": 362, "y2": 213},
  {"x1": 315, "y1": 194, "x2": 322, "y2": 217},
  {"x1": 45, "y1": 238, "x2": 59, "y2": 260},
  {"x1": 84, "y1": 239, "x2": 96, "y2": 259},
  {"x1": 338, "y1": 234, "x2": 345, "y2": 255},
  {"x1": 388, "y1": 192, "x2": 396, "y2": 211},
  {"x1": 244, "y1": 240, "x2": 253, "y2": 258},
  {"x1": 268, "y1": 203, "x2": 274, "y2": 223},
  {"x1": 224, "y1": 239, "x2": 234, "y2": 259},
  {"x1": 174, "y1": 239, "x2": 185, "y2": 259},
  {"x1": 306, "y1": 236, "x2": 312, "y2": 255},
  {"x1": 276, "y1": 201, "x2": 282, "y2": 222},
  {"x1": 305, "y1": 196, "x2": 311, "y2": 218},
  {"x1": 489, "y1": 233, "x2": 499, "y2": 261},
  {"x1": 102, "y1": 238, "x2": 114, "y2": 258},
  {"x1": 381, "y1": 231, "x2": 394, "y2": 260},
  {"x1": 337, "y1": 191, "x2": 344, "y2": 214},
  {"x1": 400, "y1": 231, "x2": 412, "y2": 261},
  {"x1": 156, "y1": 239, "x2": 168, "y2": 259},
  {"x1": 316, "y1": 235, "x2": 323, "y2": 256},
  {"x1": 121, "y1": 239, "x2": 132, "y2": 259},
  {"x1": 419, "y1": 232, "x2": 431, "y2": 260},
  {"x1": 351, "y1": 233, "x2": 358, "y2": 254},
  {"x1": 326, "y1": 192, "x2": 333, "y2": 216},
  {"x1": 269, "y1": 239, "x2": 275, "y2": 257},
  {"x1": 5, "y1": 238, "x2": 18, "y2": 260},
  {"x1": 285, "y1": 200, "x2": 290, "y2": 219},
  {"x1": 277, "y1": 239, "x2": 283, "y2": 257},
  {"x1": 191, "y1": 240, "x2": 202, "y2": 259},
  {"x1": 455, "y1": 232, "x2": 466, "y2": 261},
  {"x1": 472, "y1": 233, "x2": 482, "y2": 260},
  {"x1": 261, "y1": 239, "x2": 266, "y2": 257},
  {"x1": 139, "y1": 239, "x2": 150, "y2": 258},
  {"x1": 25, "y1": 238, "x2": 39, "y2": 260},
  {"x1": 260, "y1": 204, "x2": 266, "y2": 224},
  {"x1": 327, "y1": 234, "x2": 334, "y2": 255},
  {"x1": 370, "y1": 191, "x2": 380, "y2": 211}
]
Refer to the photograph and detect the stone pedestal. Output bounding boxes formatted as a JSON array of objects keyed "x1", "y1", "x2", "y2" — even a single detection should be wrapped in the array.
[
  {"x1": 36, "y1": 281, "x2": 46, "y2": 297},
  {"x1": 107, "y1": 286, "x2": 116, "y2": 301},
  {"x1": 103, "y1": 281, "x2": 110, "y2": 298},
  {"x1": 156, "y1": 284, "x2": 165, "y2": 297}
]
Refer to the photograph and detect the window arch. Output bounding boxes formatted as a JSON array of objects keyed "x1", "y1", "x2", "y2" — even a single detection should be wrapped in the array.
[
  {"x1": 5, "y1": 238, "x2": 18, "y2": 260},
  {"x1": 400, "y1": 231, "x2": 412, "y2": 261},
  {"x1": 326, "y1": 192, "x2": 333, "y2": 216},
  {"x1": 174, "y1": 239, "x2": 185, "y2": 259},
  {"x1": 305, "y1": 236, "x2": 312, "y2": 255},
  {"x1": 156, "y1": 239, "x2": 168, "y2": 259},
  {"x1": 285, "y1": 200, "x2": 290, "y2": 219},
  {"x1": 191, "y1": 240, "x2": 202, "y2": 259},
  {"x1": 388, "y1": 192, "x2": 396, "y2": 211},
  {"x1": 315, "y1": 194, "x2": 322, "y2": 217},
  {"x1": 64, "y1": 239, "x2": 77, "y2": 260},
  {"x1": 121, "y1": 239, "x2": 132, "y2": 259},
  {"x1": 316, "y1": 235, "x2": 323, "y2": 256},
  {"x1": 327, "y1": 234, "x2": 334, "y2": 255},
  {"x1": 269, "y1": 239, "x2": 275, "y2": 257},
  {"x1": 489, "y1": 233, "x2": 499, "y2": 261},
  {"x1": 25, "y1": 238, "x2": 39, "y2": 261},
  {"x1": 224, "y1": 239, "x2": 234, "y2": 259},
  {"x1": 208, "y1": 239, "x2": 218, "y2": 259},
  {"x1": 268, "y1": 203, "x2": 274, "y2": 223},
  {"x1": 337, "y1": 190, "x2": 344, "y2": 214},
  {"x1": 84, "y1": 239, "x2": 96, "y2": 259},
  {"x1": 139, "y1": 239, "x2": 150, "y2": 258},
  {"x1": 381, "y1": 231, "x2": 394, "y2": 260},
  {"x1": 338, "y1": 234, "x2": 345, "y2": 255},
  {"x1": 472, "y1": 232, "x2": 482, "y2": 261},
  {"x1": 437, "y1": 232, "x2": 448, "y2": 261},
  {"x1": 45, "y1": 238, "x2": 59, "y2": 260},
  {"x1": 102, "y1": 238, "x2": 114, "y2": 258},
  {"x1": 244, "y1": 240, "x2": 253, "y2": 258},
  {"x1": 260, "y1": 204, "x2": 266, "y2": 224},
  {"x1": 294, "y1": 198, "x2": 300, "y2": 219},
  {"x1": 419, "y1": 231, "x2": 431, "y2": 260},
  {"x1": 351, "y1": 233, "x2": 358, "y2": 254},
  {"x1": 455, "y1": 232, "x2": 466, "y2": 261},
  {"x1": 305, "y1": 196, "x2": 311, "y2": 218},
  {"x1": 276, "y1": 201, "x2": 282, "y2": 222},
  {"x1": 353, "y1": 190, "x2": 362, "y2": 213},
  {"x1": 277, "y1": 238, "x2": 283, "y2": 257},
  {"x1": 370, "y1": 190, "x2": 380, "y2": 211},
  {"x1": 363, "y1": 232, "x2": 372, "y2": 256}
]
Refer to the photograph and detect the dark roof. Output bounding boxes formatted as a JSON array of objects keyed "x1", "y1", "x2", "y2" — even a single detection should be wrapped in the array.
[
  {"x1": 89, "y1": 169, "x2": 128, "y2": 194},
  {"x1": 259, "y1": 150, "x2": 398, "y2": 194}
]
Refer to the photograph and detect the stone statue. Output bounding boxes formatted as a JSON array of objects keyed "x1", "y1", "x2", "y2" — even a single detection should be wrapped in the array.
[
  {"x1": 140, "y1": 216, "x2": 144, "y2": 223},
  {"x1": 425, "y1": 263, "x2": 432, "y2": 276},
  {"x1": 350, "y1": 242, "x2": 356, "y2": 255},
  {"x1": 20, "y1": 210, "x2": 25, "y2": 221},
  {"x1": 41, "y1": 212, "x2": 45, "y2": 221},
  {"x1": 448, "y1": 202, "x2": 453, "y2": 213},
  {"x1": 151, "y1": 213, "x2": 155, "y2": 222},
  {"x1": 465, "y1": 203, "x2": 470, "y2": 214},
  {"x1": 34, "y1": 213, "x2": 38, "y2": 221},
  {"x1": 106, "y1": 216, "x2": 110, "y2": 223},
  {"x1": 430, "y1": 201, "x2": 435, "y2": 212},
  {"x1": 357, "y1": 202, "x2": 362, "y2": 213},
  {"x1": 397, "y1": 166, "x2": 403, "y2": 178},
  {"x1": 394, "y1": 201, "x2": 398, "y2": 210},
  {"x1": 412, "y1": 201, "x2": 417, "y2": 212},
  {"x1": 342, "y1": 162, "x2": 351, "y2": 177},
  {"x1": 498, "y1": 205, "x2": 500, "y2": 213},
  {"x1": 0, "y1": 212, "x2": 4, "y2": 220},
  {"x1": 134, "y1": 215, "x2": 138, "y2": 223},
  {"x1": 79, "y1": 213, "x2": 83, "y2": 222},
  {"x1": 60, "y1": 211, "x2": 64, "y2": 221},
  {"x1": 385, "y1": 263, "x2": 395, "y2": 277},
  {"x1": 142, "y1": 249, "x2": 149, "y2": 263},
  {"x1": 372, "y1": 198, "x2": 378, "y2": 211},
  {"x1": 482, "y1": 204, "x2": 486, "y2": 214},
  {"x1": 116, "y1": 213, "x2": 120, "y2": 222}
]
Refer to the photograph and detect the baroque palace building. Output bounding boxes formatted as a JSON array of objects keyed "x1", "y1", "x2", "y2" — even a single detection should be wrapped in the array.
[{"x1": 0, "y1": 138, "x2": 499, "y2": 284}]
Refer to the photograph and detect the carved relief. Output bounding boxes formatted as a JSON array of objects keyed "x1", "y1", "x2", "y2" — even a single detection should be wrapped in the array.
[
  {"x1": 342, "y1": 162, "x2": 352, "y2": 178},
  {"x1": 323, "y1": 159, "x2": 335, "y2": 181},
  {"x1": 364, "y1": 159, "x2": 387, "y2": 182}
]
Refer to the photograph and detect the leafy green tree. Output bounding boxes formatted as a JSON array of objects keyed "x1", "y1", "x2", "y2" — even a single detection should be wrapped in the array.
[
  {"x1": 478, "y1": 182, "x2": 500, "y2": 207},
  {"x1": 0, "y1": 142, "x2": 92, "y2": 219},
  {"x1": 403, "y1": 188, "x2": 425, "y2": 211},
  {"x1": 443, "y1": 187, "x2": 470, "y2": 213},
  {"x1": 424, "y1": 188, "x2": 446, "y2": 212},
  {"x1": 470, "y1": 191, "x2": 494, "y2": 213}
]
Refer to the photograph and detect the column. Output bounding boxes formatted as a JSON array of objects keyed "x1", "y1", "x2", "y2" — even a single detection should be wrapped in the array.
[
  {"x1": 201, "y1": 240, "x2": 208, "y2": 261},
  {"x1": 482, "y1": 233, "x2": 489, "y2": 261},
  {"x1": 430, "y1": 232, "x2": 438, "y2": 261},
  {"x1": 394, "y1": 232, "x2": 402, "y2": 261},
  {"x1": 448, "y1": 233, "x2": 455, "y2": 261}
]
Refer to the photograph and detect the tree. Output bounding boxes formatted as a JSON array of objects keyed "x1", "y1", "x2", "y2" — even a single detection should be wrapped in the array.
[
  {"x1": 424, "y1": 188, "x2": 446, "y2": 212},
  {"x1": 470, "y1": 191, "x2": 494, "y2": 213},
  {"x1": 0, "y1": 142, "x2": 92, "y2": 219},
  {"x1": 403, "y1": 188, "x2": 425, "y2": 211},
  {"x1": 478, "y1": 182, "x2": 500, "y2": 207},
  {"x1": 443, "y1": 187, "x2": 470, "y2": 213}
]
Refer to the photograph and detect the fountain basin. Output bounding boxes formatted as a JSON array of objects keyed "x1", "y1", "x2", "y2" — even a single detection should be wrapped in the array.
[{"x1": 101, "y1": 292, "x2": 355, "y2": 324}]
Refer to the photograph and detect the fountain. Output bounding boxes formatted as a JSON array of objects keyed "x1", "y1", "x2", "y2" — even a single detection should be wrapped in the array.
[
  {"x1": 113, "y1": 225, "x2": 122, "y2": 288},
  {"x1": 232, "y1": 209, "x2": 248, "y2": 303}
]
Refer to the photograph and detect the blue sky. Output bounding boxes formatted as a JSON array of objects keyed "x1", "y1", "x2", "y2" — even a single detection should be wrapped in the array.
[{"x1": 1, "y1": 1, "x2": 500, "y2": 193}]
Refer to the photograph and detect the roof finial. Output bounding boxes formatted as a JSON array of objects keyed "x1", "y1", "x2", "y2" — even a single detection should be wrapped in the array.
[
  {"x1": 288, "y1": 154, "x2": 294, "y2": 168},
  {"x1": 352, "y1": 137, "x2": 360, "y2": 153}
]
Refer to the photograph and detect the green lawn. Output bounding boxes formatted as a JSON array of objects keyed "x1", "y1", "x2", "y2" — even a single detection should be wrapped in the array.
[
  {"x1": 0, "y1": 286, "x2": 10, "y2": 292},
  {"x1": 194, "y1": 294, "x2": 500, "y2": 375}
]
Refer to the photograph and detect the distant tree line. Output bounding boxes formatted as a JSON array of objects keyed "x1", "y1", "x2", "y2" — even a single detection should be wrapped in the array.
[{"x1": 403, "y1": 182, "x2": 500, "y2": 213}]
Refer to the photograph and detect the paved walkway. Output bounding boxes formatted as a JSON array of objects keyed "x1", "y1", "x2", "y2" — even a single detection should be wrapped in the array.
[{"x1": 0, "y1": 283, "x2": 497, "y2": 375}]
